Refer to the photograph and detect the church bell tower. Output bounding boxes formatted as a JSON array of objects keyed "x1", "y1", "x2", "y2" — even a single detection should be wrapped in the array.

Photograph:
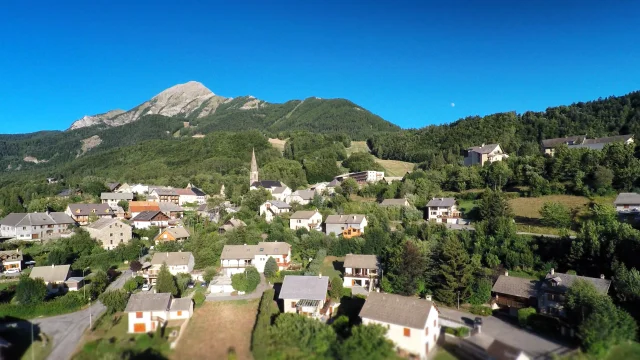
[{"x1": 250, "y1": 148, "x2": 259, "y2": 186}]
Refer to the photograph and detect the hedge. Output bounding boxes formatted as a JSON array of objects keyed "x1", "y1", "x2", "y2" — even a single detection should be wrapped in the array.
[
  {"x1": 469, "y1": 305, "x2": 492, "y2": 316},
  {"x1": 0, "y1": 291, "x2": 86, "y2": 319}
]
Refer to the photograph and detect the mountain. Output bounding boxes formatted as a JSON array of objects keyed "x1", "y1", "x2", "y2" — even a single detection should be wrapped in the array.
[{"x1": 69, "y1": 81, "x2": 228, "y2": 129}]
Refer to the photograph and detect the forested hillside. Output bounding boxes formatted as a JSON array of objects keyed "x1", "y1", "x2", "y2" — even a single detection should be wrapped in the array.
[{"x1": 370, "y1": 91, "x2": 640, "y2": 164}]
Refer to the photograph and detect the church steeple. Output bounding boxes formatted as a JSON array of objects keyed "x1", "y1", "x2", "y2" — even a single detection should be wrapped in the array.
[{"x1": 250, "y1": 148, "x2": 259, "y2": 186}]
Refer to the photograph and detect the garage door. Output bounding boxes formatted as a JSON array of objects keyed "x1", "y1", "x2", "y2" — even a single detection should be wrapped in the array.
[{"x1": 133, "y1": 323, "x2": 146, "y2": 333}]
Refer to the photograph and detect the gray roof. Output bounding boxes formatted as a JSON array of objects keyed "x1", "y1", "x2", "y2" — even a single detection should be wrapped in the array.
[
  {"x1": 279, "y1": 275, "x2": 329, "y2": 301},
  {"x1": 271, "y1": 186, "x2": 289, "y2": 195},
  {"x1": 541, "y1": 135, "x2": 586, "y2": 148},
  {"x1": 132, "y1": 211, "x2": 168, "y2": 222},
  {"x1": 290, "y1": 210, "x2": 320, "y2": 220},
  {"x1": 541, "y1": 272, "x2": 611, "y2": 294},
  {"x1": 86, "y1": 217, "x2": 127, "y2": 230},
  {"x1": 468, "y1": 144, "x2": 500, "y2": 154},
  {"x1": 426, "y1": 197, "x2": 456, "y2": 207},
  {"x1": 159, "y1": 202, "x2": 183, "y2": 213},
  {"x1": 379, "y1": 198, "x2": 409, "y2": 207},
  {"x1": 0, "y1": 212, "x2": 74, "y2": 227},
  {"x1": 106, "y1": 182, "x2": 121, "y2": 191},
  {"x1": 344, "y1": 254, "x2": 378, "y2": 269},
  {"x1": 491, "y1": 275, "x2": 537, "y2": 298},
  {"x1": 325, "y1": 214, "x2": 366, "y2": 224},
  {"x1": 251, "y1": 180, "x2": 283, "y2": 189},
  {"x1": 359, "y1": 292, "x2": 434, "y2": 329},
  {"x1": 170, "y1": 297, "x2": 192, "y2": 311},
  {"x1": 30, "y1": 264, "x2": 70, "y2": 283},
  {"x1": 568, "y1": 143, "x2": 607, "y2": 151},
  {"x1": 220, "y1": 242, "x2": 290, "y2": 260},
  {"x1": 614, "y1": 193, "x2": 640, "y2": 205},
  {"x1": 586, "y1": 134, "x2": 634, "y2": 144},
  {"x1": 125, "y1": 292, "x2": 172, "y2": 312},
  {"x1": 291, "y1": 190, "x2": 315, "y2": 200},
  {"x1": 265, "y1": 200, "x2": 291, "y2": 209},
  {"x1": 66, "y1": 277, "x2": 85, "y2": 283},
  {"x1": 0, "y1": 250, "x2": 22, "y2": 262},
  {"x1": 100, "y1": 192, "x2": 133, "y2": 201},
  {"x1": 152, "y1": 188, "x2": 178, "y2": 196},
  {"x1": 151, "y1": 252, "x2": 194, "y2": 266},
  {"x1": 487, "y1": 339, "x2": 528, "y2": 360},
  {"x1": 68, "y1": 204, "x2": 114, "y2": 217},
  {"x1": 155, "y1": 227, "x2": 190, "y2": 240}
]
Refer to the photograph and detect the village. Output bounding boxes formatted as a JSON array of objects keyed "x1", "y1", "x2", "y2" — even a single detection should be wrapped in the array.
[{"x1": 1, "y1": 132, "x2": 639, "y2": 360}]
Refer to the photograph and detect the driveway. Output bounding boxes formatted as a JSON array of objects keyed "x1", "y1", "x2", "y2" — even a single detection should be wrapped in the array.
[
  {"x1": 3, "y1": 270, "x2": 132, "y2": 360},
  {"x1": 438, "y1": 307, "x2": 573, "y2": 359},
  {"x1": 205, "y1": 274, "x2": 270, "y2": 302}
]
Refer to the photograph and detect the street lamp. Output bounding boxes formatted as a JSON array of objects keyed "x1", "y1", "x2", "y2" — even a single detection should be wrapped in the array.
[{"x1": 82, "y1": 267, "x2": 90, "y2": 299}]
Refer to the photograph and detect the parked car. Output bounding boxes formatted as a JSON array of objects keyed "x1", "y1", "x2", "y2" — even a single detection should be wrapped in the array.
[
  {"x1": 4, "y1": 268, "x2": 20, "y2": 274},
  {"x1": 474, "y1": 317, "x2": 483, "y2": 326},
  {"x1": 200, "y1": 282, "x2": 208, "y2": 288},
  {"x1": 187, "y1": 282, "x2": 195, "y2": 289},
  {"x1": 141, "y1": 283, "x2": 151, "y2": 291}
]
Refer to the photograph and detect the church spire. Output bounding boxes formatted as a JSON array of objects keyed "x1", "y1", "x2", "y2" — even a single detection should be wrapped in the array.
[{"x1": 250, "y1": 148, "x2": 259, "y2": 186}]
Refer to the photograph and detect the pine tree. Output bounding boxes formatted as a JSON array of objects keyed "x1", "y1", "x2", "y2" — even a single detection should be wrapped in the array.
[
  {"x1": 155, "y1": 263, "x2": 178, "y2": 296},
  {"x1": 436, "y1": 234, "x2": 473, "y2": 306},
  {"x1": 264, "y1": 257, "x2": 278, "y2": 279}
]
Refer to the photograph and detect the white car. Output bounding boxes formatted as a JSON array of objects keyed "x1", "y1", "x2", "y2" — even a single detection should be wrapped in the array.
[
  {"x1": 141, "y1": 283, "x2": 151, "y2": 291},
  {"x1": 4, "y1": 268, "x2": 20, "y2": 274}
]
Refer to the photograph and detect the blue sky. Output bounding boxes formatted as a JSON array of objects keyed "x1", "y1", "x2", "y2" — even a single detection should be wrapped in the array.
[{"x1": 1, "y1": 0, "x2": 639, "y2": 133}]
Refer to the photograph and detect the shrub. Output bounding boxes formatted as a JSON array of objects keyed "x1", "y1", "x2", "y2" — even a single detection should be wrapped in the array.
[
  {"x1": 231, "y1": 267, "x2": 261, "y2": 293},
  {"x1": 193, "y1": 292, "x2": 206, "y2": 307},
  {"x1": 99, "y1": 289, "x2": 130, "y2": 314},
  {"x1": 456, "y1": 327, "x2": 470, "y2": 337},
  {"x1": 15, "y1": 276, "x2": 47, "y2": 305},
  {"x1": 469, "y1": 305, "x2": 492, "y2": 316},
  {"x1": 203, "y1": 267, "x2": 217, "y2": 283},
  {"x1": 518, "y1": 307, "x2": 537, "y2": 327},
  {"x1": 444, "y1": 327, "x2": 456, "y2": 335},
  {"x1": 329, "y1": 277, "x2": 343, "y2": 300},
  {"x1": 124, "y1": 277, "x2": 143, "y2": 292}
]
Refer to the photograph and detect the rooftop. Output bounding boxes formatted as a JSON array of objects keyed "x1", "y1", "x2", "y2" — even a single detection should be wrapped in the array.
[
  {"x1": 614, "y1": 192, "x2": 640, "y2": 205},
  {"x1": 325, "y1": 214, "x2": 366, "y2": 224},
  {"x1": 155, "y1": 227, "x2": 190, "y2": 240},
  {"x1": 150, "y1": 251, "x2": 194, "y2": 266},
  {"x1": 541, "y1": 271, "x2": 611, "y2": 294},
  {"x1": 86, "y1": 217, "x2": 127, "y2": 230},
  {"x1": 491, "y1": 275, "x2": 537, "y2": 298},
  {"x1": 379, "y1": 198, "x2": 409, "y2": 206},
  {"x1": 0, "y1": 212, "x2": 75, "y2": 227},
  {"x1": 100, "y1": 192, "x2": 134, "y2": 200},
  {"x1": 359, "y1": 292, "x2": 435, "y2": 329},
  {"x1": 220, "y1": 242, "x2": 290, "y2": 260},
  {"x1": 0, "y1": 250, "x2": 22, "y2": 262},
  {"x1": 125, "y1": 292, "x2": 172, "y2": 312},
  {"x1": 251, "y1": 180, "x2": 283, "y2": 189},
  {"x1": 279, "y1": 275, "x2": 329, "y2": 301},
  {"x1": 170, "y1": 297, "x2": 193, "y2": 311},
  {"x1": 67, "y1": 204, "x2": 114, "y2": 217},
  {"x1": 132, "y1": 211, "x2": 168, "y2": 222},
  {"x1": 265, "y1": 200, "x2": 291, "y2": 209},
  {"x1": 468, "y1": 143, "x2": 500, "y2": 154},
  {"x1": 426, "y1": 197, "x2": 456, "y2": 207},
  {"x1": 344, "y1": 254, "x2": 378, "y2": 269},
  {"x1": 290, "y1": 210, "x2": 320, "y2": 220},
  {"x1": 30, "y1": 264, "x2": 70, "y2": 283}
]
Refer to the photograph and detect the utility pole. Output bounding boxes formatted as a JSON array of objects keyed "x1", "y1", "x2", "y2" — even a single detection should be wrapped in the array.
[
  {"x1": 89, "y1": 301, "x2": 92, "y2": 329},
  {"x1": 457, "y1": 291, "x2": 460, "y2": 310},
  {"x1": 31, "y1": 321, "x2": 34, "y2": 360}
]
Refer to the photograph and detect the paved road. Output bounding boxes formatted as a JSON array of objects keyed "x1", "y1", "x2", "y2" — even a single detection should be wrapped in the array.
[
  {"x1": 438, "y1": 307, "x2": 573, "y2": 359},
  {"x1": 205, "y1": 274, "x2": 270, "y2": 302},
  {"x1": 4, "y1": 270, "x2": 132, "y2": 360}
]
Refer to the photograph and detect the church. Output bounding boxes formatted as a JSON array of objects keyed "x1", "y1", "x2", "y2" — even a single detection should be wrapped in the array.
[{"x1": 249, "y1": 149, "x2": 291, "y2": 201}]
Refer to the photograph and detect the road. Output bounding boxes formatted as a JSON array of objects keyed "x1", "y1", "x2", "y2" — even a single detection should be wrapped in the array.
[
  {"x1": 5, "y1": 270, "x2": 132, "y2": 360},
  {"x1": 438, "y1": 307, "x2": 573, "y2": 359}
]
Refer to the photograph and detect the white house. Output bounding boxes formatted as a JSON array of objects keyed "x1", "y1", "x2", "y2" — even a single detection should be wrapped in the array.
[
  {"x1": 271, "y1": 186, "x2": 292, "y2": 202},
  {"x1": 325, "y1": 214, "x2": 367, "y2": 237},
  {"x1": 279, "y1": 275, "x2": 329, "y2": 317},
  {"x1": 343, "y1": 254, "x2": 379, "y2": 294},
  {"x1": 100, "y1": 192, "x2": 134, "y2": 208},
  {"x1": 30, "y1": 264, "x2": 70, "y2": 294},
  {"x1": 289, "y1": 211, "x2": 323, "y2": 231},
  {"x1": 360, "y1": 292, "x2": 441, "y2": 360},
  {"x1": 0, "y1": 250, "x2": 22, "y2": 273},
  {"x1": 334, "y1": 171, "x2": 385, "y2": 185},
  {"x1": 131, "y1": 211, "x2": 170, "y2": 229},
  {"x1": 145, "y1": 252, "x2": 195, "y2": 285},
  {"x1": 259, "y1": 200, "x2": 292, "y2": 223},
  {"x1": 175, "y1": 188, "x2": 198, "y2": 206},
  {"x1": 186, "y1": 183, "x2": 207, "y2": 205},
  {"x1": 614, "y1": 193, "x2": 640, "y2": 213},
  {"x1": 464, "y1": 143, "x2": 508, "y2": 166},
  {"x1": 286, "y1": 190, "x2": 315, "y2": 205},
  {"x1": 125, "y1": 292, "x2": 193, "y2": 333},
  {"x1": 129, "y1": 184, "x2": 150, "y2": 195},
  {"x1": 220, "y1": 242, "x2": 291, "y2": 276},
  {"x1": 426, "y1": 198, "x2": 461, "y2": 224},
  {"x1": 0, "y1": 212, "x2": 75, "y2": 240}
]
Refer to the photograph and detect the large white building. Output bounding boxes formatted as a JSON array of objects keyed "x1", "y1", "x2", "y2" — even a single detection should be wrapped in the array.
[
  {"x1": 289, "y1": 211, "x2": 323, "y2": 231},
  {"x1": 0, "y1": 212, "x2": 75, "y2": 240},
  {"x1": 426, "y1": 198, "x2": 461, "y2": 224},
  {"x1": 360, "y1": 292, "x2": 440, "y2": 359},
  {"x1": 279, "y1": 275, "x2": 329, "y2": 317},
  {"x1": 219, "y1": 242, "x2": 291, "y2": 276}
]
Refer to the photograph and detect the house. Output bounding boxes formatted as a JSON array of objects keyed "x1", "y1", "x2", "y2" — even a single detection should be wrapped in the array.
[
  {"x1": 155, "y1": 227, "x2": 190, "y2": 243},
  {"x1": 0, "y1": 212, "x2": 75, "y2": 240},
  {"x1": 279, "y1": 275, "x2": 329, "y2": 317},
  {"x1": 186, "y1": 183, "x2": 207, "y2": 205},
  {"x1": 218, "y1": 218, "x2": 247, "y2": 234},
  {"x1": 30, "y1": 264, "x2": 70, "y2": 293},
  {"x1": 542, "y1": 134, "x2": 634, "y2": 155},
  {"x1": 106, "y1": 182, "x2": 121, "y2": 192},
  {"x1": 333, "y1": 171, "x2": 385, "y2": 185},
  {"x1": 426, "y1": 198, "x2": 462, "y2": 224},
  {"x1": 159, "y1": 202, "x2": 184, "y2": 219},
  {"x1": 175, "y1": 188, "x2": 197, "y2": 206},
  {"x1": 150, "y1": 188, "x2": 180, "y2": 204},
  {"x1": 85, "y1": 218, "x2": 133, "y2": 250},
  {"x1": 132, "y1": 211, "x2": 170, "y2": 229},
  {"x1": 309, "y1": 182, "x2": 329, "y2": 194},
  {"x1": 289, "y1": 210, "x2": 323, "y2": 231},
  {"x1": 250, "y1": 180, "x2": 284, "y2": 191},
  {"x1": 538, "y1": 268, "x2": 611, "y2": 318},
  {"x1": 129, "y1": 184, "x2": 150, "y2": 195},
  {"x1": 343, "y1": 254, "x2": 379, "y2": 294},
  {"x1": 146, "y1": 252, "x2": 195, "y2": 284},
  {"x1": 259, "y1": 200, "x2": 291, "y2": 223},
  {"x1": 463, "y1": 334, "x2": 531, "y2": 360},
  {"x1": 613, "y1": 193, "x2": 640, "y2": 213},
  {"x1": 100, "y1": 192, "x2": 134, "y2": 208},
  {"x1": 0, "y1": 250, "x2": 22, "y2": 273},
  {"x1": 325, "y1": 214, "x2": 368, "y2": 237},
  {"x1": 129, "y1": 201, "x2": 161, "y2": 218},
  {"x1": 286, "y1": 190, "x2": 315, "y2": 205},
  {"x1": 65, "y1": 277, "x2": 85, "y2": 291},
  {"x1": 271, "y1": 186, "x2": 293, "y2": 202},
  {"x1": 57, "y1": 188, "x2": 82, "y2": 198},
  {"x1": 220, "y1": 242, "x2": 291, "y2": 276},
  {"x1": 464, "y1": 143, "x2": 508, "y2": 166},
  {"x1": 491, "y1": 272, "x2": 538, "y2": 316},
  {"x1": 379, "y1": 198, "x2": 410, "y2": 207},
  {"x1": 125, "y1": 292, "x2": 193, "y2": 333},
  {"x1": 65, "y1": 204, "x2": 115, "y2": 225},
  {"x1": 359, "y1": 292, "x2": 440, "y2": 359}
]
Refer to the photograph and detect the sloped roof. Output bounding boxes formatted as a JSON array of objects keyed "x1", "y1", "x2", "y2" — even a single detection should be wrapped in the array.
[
  {"x1": 290, "y1": 210, "x2": 320, "y2": 220},
  {"x1": 325, "y1": 214, "x2": 366, "y2": 224},
  {"x1": 586, "y1": 134, "x2": 634, "y2": 144},
  {"x1": 170, "y1": 297, "x2": 192, "y2": 311},
  {"x1": 125, "y1": 292, "x2": 172, "y2": 312},
  {"x1": 159, "y1": 202, "x2": 183, "y2": 213},
  {"x1": 279, "y1": 275, "x2": 329, "y2": 301},
  {"x1": 68, "y1": 204, "x2": 114, "y2": 217},
  {"x1": 86, "y1": 217, "x2": 127, "y2": 230},
  {"x1": 541, "y1": 135, "x2": 586, "y2": 148},
  {"x1": 106, "y1": 182, "x2": 121, "y2": 191},
  {"x1": 175, "y1": 189, "x2": 196, "y2": 196},
  {"x1": 344, "y1": 254, "x2": 378, "y2": 269},
  {"x1": 468, "y1": 144, "x2": 500, "y2": 154},
  {"x1": 614, "y1": 193, "x2": 640, "y2": 205},
  {"x1": 30, "y1": 264, "x2": 70, "y2": 283},
  {"x1": 150, "y1": 251, "x2": 193, "y2": 266},
  {"x1": 0, "y1": 212, "x2": 74, "y2": 227},
  {"x1": 359, "y1": 292, "x2": 434, "y2": 329},
  {"x1": 187, "y1": 185, "x2": 207, "y2": 197},
  {"x1": 265, "y1": 200, "x2": 291, "y2": 209},
  {"x1": 379, "y1": 198, "x2": 409, "y2": 207},
  {"x1": 152, "y1": 188, "x2": 178, "y2": 196},
  {"x1": 426, "y1": 197, "x2": 456, "y2": 207},
  {"x1": 251, "y1": 180, "x2": 283, "y2": 189},
  {"x1": 541, "y1": 272, "x2": 611, "y2": 294},
  {"x1": 100, "y1": 192, "x2": 133, "y2": 201},
  {"x1": 291, "y1": 190, "x2": 315, "y2": 200},
  {"x1": 156, "y1": 227, "x2": 190, "y2": 240},
  {"x1": 221, "y1": 242, "x2": 290, "y2": 260},
  {"x1": 132, "y1": 211, "x2": 168, "y2": 222},
  {"x1": 129, "y1": 201, "x2": 160, "y2": 213},
  {"x1": 486, "y1": 339, "x2": 529, "y2": 360},
  {"x1": 0, "y1": 250, "x2": 22, "y2": 262},
  {"x1": 492, "y1": 275, "x2": 537, "y2": 298},
  {"x1": 271, "y1": 186, "x2": 290, "y2": 195}
]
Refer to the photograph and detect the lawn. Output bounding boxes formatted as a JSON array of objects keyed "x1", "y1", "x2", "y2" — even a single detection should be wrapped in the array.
[
  {"x1": 456, "y1": 199, "x2": 478, "y2": 218},
  {"x1": 172, "y1": 300, "x2": 259, "y2": 360},
  {"x1": 508, "y1": 195, "x2": 591, "y2": 220},
  {"x1": 268, "y1": 138, "x2": 287, "y2": 153},
  {"x1": 345, "y1": 141, "x2": 371, "y2": 155},
  {"x1": 563, "y1": 341, "x2": 640, "y2": 360},
  {"x1": 433, "y1": 348, "x2": 460, "y2": 360},
  {"x1": 321, "y1": 256, "x2": 344, "y2": 280}
]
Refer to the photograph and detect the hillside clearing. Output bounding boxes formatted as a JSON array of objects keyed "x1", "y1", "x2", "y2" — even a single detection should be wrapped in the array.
[
  {"x1": 172, "y1": 301, "x2": 259, "y2": 360},
  {"x1": 268, "y1": 138, "x2": 287, "y2": 153},
  {"x1": 346, "y1": 141, "x2": 371, "y2": 155},
  {"x1": 509, "y1": 195, "x2": 592, "y2": 220},
  {"x1": 346, "y1": 141, "x2": 414, "y2": 176}
]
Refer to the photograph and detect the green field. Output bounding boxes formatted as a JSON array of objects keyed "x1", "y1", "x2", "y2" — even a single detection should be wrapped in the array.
[
  {"x1": 563, "y1": 342, "x2": 640, "y2": 360},
  {"x1": 321, "y1": 256, "x2": 344, "y2": 279},
  {"x1": 346, "y1": 141, "x2": 414, "y2": 177}
]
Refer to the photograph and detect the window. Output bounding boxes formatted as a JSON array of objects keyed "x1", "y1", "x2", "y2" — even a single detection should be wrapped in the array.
[
  {"x1": 136, "y1": 312, "x2": 143, "y2": 318},
  {"x1": 291, "y1": 301, "x2": 297, "y2": 308},
  {"x1": 110, "y1": 240, "x2": 113, "y2": 244},
  {"x1": 403, "y1": 328, "x2": 410, "y2": 337},
  {"x1": 425, "y1": 327, "x2": 429, "y2": 335},
  {"x1": 177, "y1": 311, "x2": 182, "y2": 316},
  {"x1": 434, "y1": 319, "x2": 436, "y2": 327}
]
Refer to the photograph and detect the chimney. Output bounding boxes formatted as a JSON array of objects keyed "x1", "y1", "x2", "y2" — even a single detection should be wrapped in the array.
[
  {"x1": 319, "y1": 273, "x2": 322, "y2": 279},
  {"x1": 166, "y1": 252, "x2": 169, "y2": 257},
  {"x1": 600, "y1": 274, "x2": 605, "y2": 279},
  {"x1": 352, "y1": 215, "x2": 356, "y2": 220},
  {"x1": 51, "y1": 264, "x2": 55, "y2": 268},
  {"x1": 504, "y1": 270, "x2": 509, "y2": 277},
  {"x1": 550, "y1": 268, "x2": 555, "y2": 275},
  {"x1": 425, "y1": 295, "x2": 432, "y2": 301},
  {"x1": 481, "y1": 143, "x2": 485, "y2": 147}
]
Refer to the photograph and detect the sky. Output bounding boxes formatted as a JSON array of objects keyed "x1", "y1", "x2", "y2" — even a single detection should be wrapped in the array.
[{"x1": 1, "y1": 0, "x2": 640, "y2": 133}]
